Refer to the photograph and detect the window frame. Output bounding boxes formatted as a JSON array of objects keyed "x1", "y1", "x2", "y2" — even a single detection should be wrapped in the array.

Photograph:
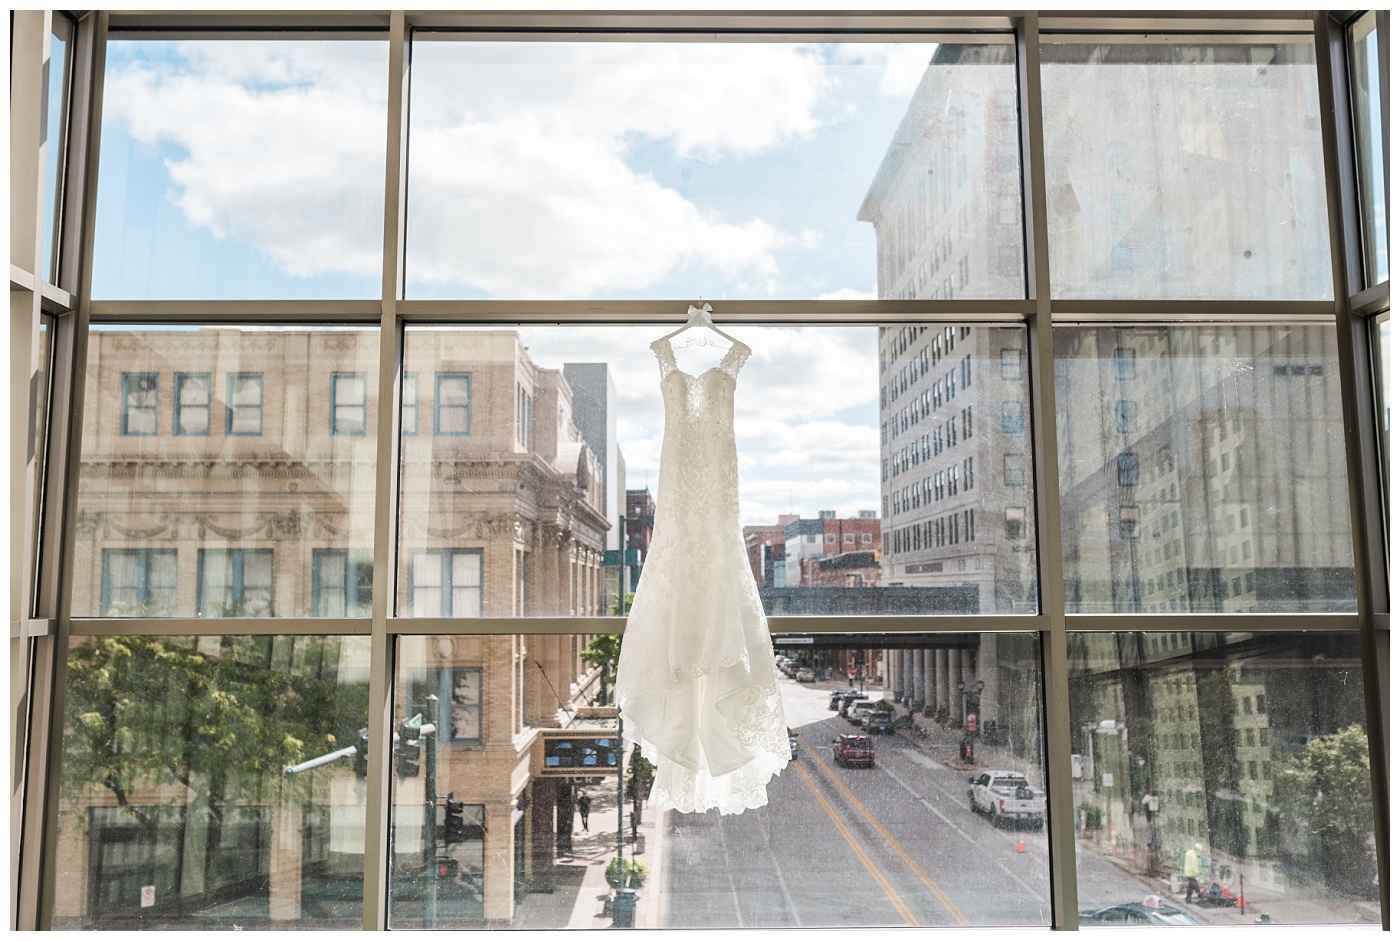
[
  {"x1": 434, "y1": 371, "x2": 472, "y2": 436},
  {"x1": 120, "y1": 372, "x2": 158, "y2": 437},
  {"x1": 173, "y1": 372, "x2": 212, "y2": 437},
  {"x1": 225, "y1": 372, "x2": 265, "y2": 437},
  {"x1": 331, "y1": 371, "x2": 369, "y2": 437}
]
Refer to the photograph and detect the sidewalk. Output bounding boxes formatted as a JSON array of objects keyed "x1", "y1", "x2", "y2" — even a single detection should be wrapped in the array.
[{"x1": 512, "y1": 773, "x2": 669, "y2": 930}]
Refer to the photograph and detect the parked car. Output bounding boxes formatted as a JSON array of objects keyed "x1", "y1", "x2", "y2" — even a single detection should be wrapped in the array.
[
  {"x1": 787, "y1": 727, "x2": 799, "y2": 759},
  {"x1": 847, "y1": 700, "x2": 877, "y2": 726},
  {"x1": 832, "y1": 734, "x2": 875, "y2": 768},
  {"x1": 796, "y1": 668, "x2": 815, "y2": 682},
  {"x1": 864, "y1": 711, "x2": 893, "y2": 734},
  {"x1": 828, "y1": 690, "x2": 849, "y2": 711},
  {"x1": 1078, "y1": 900, "x2": 1199, "y2": 926},
  {"x1": 967, "y1": 770, "x2": 1046, "y2": 827}
]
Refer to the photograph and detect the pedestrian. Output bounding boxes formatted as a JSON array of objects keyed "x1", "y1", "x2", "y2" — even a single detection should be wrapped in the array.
[
  {"x1": 1183, "y1": 843, "x2": 1202, "y2": 903},
  {"x1": 577, "y1": 791, "x2": 592, "y2": 832}
]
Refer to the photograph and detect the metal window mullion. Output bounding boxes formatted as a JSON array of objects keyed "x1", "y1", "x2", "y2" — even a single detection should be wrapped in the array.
[
  {"x1": 1017, "y1": 12, "x2": 1080, "y2": 930},
  {"x1": 1315, "y1": 12, "x2": 1390, "y2": 928},
  {"x1": 32, "y1": 12, "x2": 107, "y2": 924},
  {"x1": 362, "y1": 11, "x2": 409, "y2": 932}
]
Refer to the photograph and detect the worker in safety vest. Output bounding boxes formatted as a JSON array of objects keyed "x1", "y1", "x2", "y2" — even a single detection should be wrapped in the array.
[{"x1": 1182, "y1": 843, "x2": 1203, "y2": 903}]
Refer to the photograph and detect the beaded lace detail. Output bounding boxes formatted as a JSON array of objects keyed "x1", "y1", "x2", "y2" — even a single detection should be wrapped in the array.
[{"x1": 615, "y1": 335, "x2": 788, "y2": 815}]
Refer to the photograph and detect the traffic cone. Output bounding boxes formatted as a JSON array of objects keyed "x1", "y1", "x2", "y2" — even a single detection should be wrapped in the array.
[
  {"x1": 1017, "y1": 832, "x2": 1026, "y2": 853},
  {"x1": 1109, "y1": 825, "x2": 1118, "y2": 854}
]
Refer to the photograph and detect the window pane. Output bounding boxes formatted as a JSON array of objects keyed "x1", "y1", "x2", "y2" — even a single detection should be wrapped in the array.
[
  {"x1": 92, "y1": 38, "x2": 387, "y2": 300},
  {"x1": 1070, "y1": 632, "x2": 1380, "y2": 926},
  {"x1": 42, "y1": 18, "x2": 71, "y2": 284},
  {"x1": 54, "y1": 635, "x2": 370, "y2": 929},
  {"x1": 1057, "y1": 325, "x2": 1357, "y2": 614},
  {"x1": 1349, "y1": 13, "x2": 1389, "y2": 286},
  {"x1": 74, "y1": 327, "x2": 379, "y2": 617},
  {"x1": 390, "y1": 633, "x2": 1047, "y2": 928},
  {"x1": 399, "y1": 325, "x2": 1036, "y2": 617},
  {"x1": 405, "y1": 39, "x2": 1023, "y2": 300},
  {"x1": 1042, "y1": 41, "x2": 1331, "y2": 300},
  {"x1": 29, "y1": 316, "x2": 54, "y2": 613}
]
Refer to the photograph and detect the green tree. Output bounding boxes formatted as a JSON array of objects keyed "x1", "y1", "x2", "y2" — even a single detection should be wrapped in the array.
[
  {"x1": 1275, "y1": 724, "x2": 1377, "y2": 892},
  {"x1": 581, "y1": 634, "x2": 622, "y2": 704}
]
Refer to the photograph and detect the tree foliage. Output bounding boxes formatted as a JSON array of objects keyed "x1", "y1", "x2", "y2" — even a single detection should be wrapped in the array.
[
  {"x1": 581, "y1": 634, "x2": 622, "y2": 704},
  {"x1": 1274, "y1": 724, "x2": 1377, "y2": 891},
  {"x1": 63, "y1": 635, "x2": 368, "y2": 833}
]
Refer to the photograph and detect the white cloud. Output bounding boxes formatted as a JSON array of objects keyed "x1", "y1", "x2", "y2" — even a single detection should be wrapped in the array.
[
  {"x1": 834, "y1": 42, "x2": 937, "y2": 98},
  {"x1": 818, "y1": 285, "x2": 877, "y2": 301}
]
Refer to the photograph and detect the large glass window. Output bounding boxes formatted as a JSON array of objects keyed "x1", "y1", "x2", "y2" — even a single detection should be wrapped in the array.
[
  {"x1": 389, "y1": 633, "x2": 1047, "y2": 929},
  {"x1": 53, "y1": 635, "x2": 370, "y2": 929},
  {"x1": 74, "y1": 327, "x2": 380, "y2": 619},
  {"x1": 1348, "y1": 12, "x2": 1389, "y2": 286},
  {"x1": 1056, "y1": 325, "x2": 1357, "y2": 614},
  {"x1": 29, "y1": 316, "x2": 54, "y2": 611},
  {"x1": 42, "y1": 15, "x2": 73, "y2": 283},
  {"x1": 102, "y1": 548, "x2": 177, "y2": 617},
  {"x1": 1070, "y1": 631, "x2": 1380, "y2": 925},
  {"x1": 1041, "y1": 40, "x2": 1331, "y2": 300},
  {"x1": 91, "y1": 38, "x2": 388, "y2": 299},
  {"x1": 405, "y1": 39, "x2": 1024, "y2": 300}
]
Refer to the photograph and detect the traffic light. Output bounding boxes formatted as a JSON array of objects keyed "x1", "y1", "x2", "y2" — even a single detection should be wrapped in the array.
[
  {"x1": 353, "y1": 727, "x2": 369, "y2": 779},
  {"x1": 395, "y1": 718, "x2": 422, "y2": 778},
  {"x1": 444, "y1": 795, "x2": 465, "y2": 844}
]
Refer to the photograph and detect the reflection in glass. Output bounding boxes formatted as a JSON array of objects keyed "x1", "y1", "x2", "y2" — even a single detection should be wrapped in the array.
[
  {"x1": 29, "y1": 317, "x2": 54, "y2": 613},
  {"x1": 1042, "y1": 42, "x2": 1330, "y2": 300},
  {"x1": 1069, "y1": 632, "x2": 1380, "y2": 925},
  {"x1": 92, "y1": 39, "x2": 388, "y2": 300},
  {"x1": 1349, "y1": 13, "x2": 1389, "y2": 286},
  {"x1": 391, "y1": 633, "x2": 1047, "y2": 928},
  {"x1": 405, "y1": 40, "x2": 1022, "y2": 300},
  {"x1": 42, "y1": 16, "x2": 71, "y2": 284},
  {"x1": 74, "y1": 327, "x2": 380, "y2": 617},
  {"x1": 53, "y1": 635, "x2": 370, "y2": 929},
  {"x1": 1379, "y1": 318, "x2": 1391, "y2": 513},
  {"x1": 1056, "y1": 325, "x2": 1357, "y2": 614}
]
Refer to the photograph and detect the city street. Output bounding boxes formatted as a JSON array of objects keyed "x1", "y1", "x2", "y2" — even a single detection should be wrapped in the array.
[{"x1": 660, "y1": 675, "x2": 1160, "y2": 929}]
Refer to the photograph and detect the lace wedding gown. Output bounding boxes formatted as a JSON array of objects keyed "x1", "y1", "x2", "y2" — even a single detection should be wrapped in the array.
[{"x1": 614, "y1": 333, "x2": 790, "y2": 815}]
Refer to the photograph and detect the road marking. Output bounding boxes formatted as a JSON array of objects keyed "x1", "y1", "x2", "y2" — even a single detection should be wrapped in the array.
[
  {"x1": 799, "y1": 734, "x2": 970, "y2": 926},
  {"x1": 790, "y1": 758, "x2": 919, "y2": 927},
  {"x1": 716, "y1": 815, "x2": 745, "y2": 927},
  {"x1": 877, "y1": 761, "x2": 978, "y2": 847}
]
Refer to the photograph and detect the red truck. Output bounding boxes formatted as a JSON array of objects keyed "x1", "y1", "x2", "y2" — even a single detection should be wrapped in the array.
[{"x1": 832, "y1": 733, "x2": 875, "y2": 768}]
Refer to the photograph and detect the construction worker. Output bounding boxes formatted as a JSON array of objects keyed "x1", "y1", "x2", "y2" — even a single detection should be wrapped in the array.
[{"x1": 1183, "y1": 843, "x2": 1203, "y2": 903}]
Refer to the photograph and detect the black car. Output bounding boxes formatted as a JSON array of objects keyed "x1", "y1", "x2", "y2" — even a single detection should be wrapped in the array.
[
  {"x1": 864, "y1": 711, "x2": 893, "y2": 734},
  {"x1": 1078, "y1": 901, "x2": 1199, "y2": 926}
]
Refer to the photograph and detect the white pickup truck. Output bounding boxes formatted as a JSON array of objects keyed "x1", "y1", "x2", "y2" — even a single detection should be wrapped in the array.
[{"x1": 967, "y1": 770, "x2": 1046, "y2": 828}]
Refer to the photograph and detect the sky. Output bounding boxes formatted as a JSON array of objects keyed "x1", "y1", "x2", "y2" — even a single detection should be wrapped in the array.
[{"x1": 89, "y1": 37, "x2": 933, "y2": 523}]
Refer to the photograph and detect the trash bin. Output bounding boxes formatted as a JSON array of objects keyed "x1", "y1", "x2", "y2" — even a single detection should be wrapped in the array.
[{"x1": 611, "y1": 888, "x2": 637, "y2": 928}]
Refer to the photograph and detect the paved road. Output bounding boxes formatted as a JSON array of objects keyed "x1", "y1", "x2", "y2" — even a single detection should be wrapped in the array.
[{"x1": 661, "y1": 677, "x2": 1158, "y2": 929}]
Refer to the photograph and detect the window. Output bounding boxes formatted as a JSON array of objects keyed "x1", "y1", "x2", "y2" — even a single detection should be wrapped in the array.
[
  {"x1": 1006, "y1": 507, "x2": 1027, "y2": 540},
  {"x1": 1115, "y1": 399, "x2": 1137, "y2": 434},
  {"x1": 401, "y1": 372, "x2": 419, "y2": 435},
  {"x1": 226, "y1": 373, "x2": 264, "y2": 436},
  {"x1": 435, "y1": 372, "x2": 472, "y2": 435},
  {"x1": 843, "y1": 533, "x2": 855, "y2": 544},
  {"x1": 407, "y1": 549, "x2": 483, "y2": 617},
  {"x1": 331, "y1": 372, "x2": 368, "y2": 436},
  {"x1": 1001, "y1": 402, "x2": 1025, "y2": 435},
  {"x1": 861, "y1": 533, "x2": 873, "y2": 544},
  {"x1": 174, "y1": 373, "x2": 211, "y2": 436},
  {"x1": 1114, "y1": 346, "x2": 1136, "y2": 380},
  {"x1": 1004, "y1": 453, "x2": 1025, "y2": 487},
  {"x1": 313, "y1": 549, "x2": 373, "y2": 617},
  {"x1": 1117, "y1": 452, "x2": 1139, "y2": 487},
  {"x1": 121, "y1": 373, "x2": 158, "y2": 436},
  {"x1": 198, "y1": 548, "x2": 274, "y2": 617},
  {"x1": 101, "y1": 548, "x2": 177, "y2": 616},
  {"x1": 1118, "y1": 506, "x2": 1140, "y2": 540}
]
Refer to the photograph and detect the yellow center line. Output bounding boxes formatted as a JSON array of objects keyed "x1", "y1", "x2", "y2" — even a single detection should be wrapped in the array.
[
  {"x1": 790, "y1": 758, "x2": 920, "y2": 927},
  {"x1": 799, "y1": 733, "x2": 971, "y2": 926}
]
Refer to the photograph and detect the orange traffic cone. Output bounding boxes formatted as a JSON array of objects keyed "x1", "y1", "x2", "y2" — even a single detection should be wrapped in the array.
[
  {"x1": 1109, "y1": 825, "x2": 1118, "y2": 854},
  {"x1": 1017, "y1": 832, "x2": 1026, "y2": 853}
]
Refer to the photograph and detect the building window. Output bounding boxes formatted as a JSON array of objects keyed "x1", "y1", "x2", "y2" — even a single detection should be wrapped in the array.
[
  {"x1": 226, "y1": 373, "x2": 264, "y2": 436},
  {"x1": 1115, "y1": 399, "x2": 1137, "y2": 434},
  {"x1": 330, "y1": 372, "x2": 368, "y2": 436},
  {"x1": 862, "y1": 533, "x2": 873, "y2": 544},
  {"x1": 1115, "y1": 346, "x2": 1137, "y2": 380},
  {"x1": 408, "y1": 548, "x2": 483, "y2": 617},
  {"x1": 1004, "y1": 453, "x2": 1025, "y2": 487},
  {"x1": 442, "y1": 667, "x2": 483, "y2": 743},
  {"x1": 121, "y1": 372, "x2": 158, "y2": 436},
  {"x1": 1117, "y1": 452, "x2": 1140, "y2": 487},
  {"x1": 843, "y1": 533, "x2": 855, "y2": 544},
  {"x1": 1006, "y1": 507, "x2": 1027, "y2": 540},
  {"x1": 198, "y1": 548, "x2": 274, "y2": 617},
  {"x1": 1001, "y1": 402, "x2": 1025, "y2": 435},
  {"x1": 101, "y1": 548, "x2": 177, "y2": 616},
  {"x1": 435, "y1": 372, "x2": 472, "y2": 436},
  {"x1": 174, "y1": 373, "x2": 211, "y2": 436},
  {"x1": 516, "y1": 382, "x2": 532, "y2": 446},
  {"x1": 312, "y1": 549, "x2": 373, "y2": 617},
  {"x1": 401, "y1": 372, "x2": 419, "y2": 435},
  {"x1": 1119, "y1": 506, "x2": 1140, "y2": 540}
]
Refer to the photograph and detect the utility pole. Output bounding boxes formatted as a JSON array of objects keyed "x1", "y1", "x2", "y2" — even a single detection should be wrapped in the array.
[{"x1": 423, "y1": 695, "x2": 438, "y2": 929}]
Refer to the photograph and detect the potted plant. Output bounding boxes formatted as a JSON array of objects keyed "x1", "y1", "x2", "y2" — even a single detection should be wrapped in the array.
[{"x1": 606, "y1": 856, "x2": 649, "y2": 889}]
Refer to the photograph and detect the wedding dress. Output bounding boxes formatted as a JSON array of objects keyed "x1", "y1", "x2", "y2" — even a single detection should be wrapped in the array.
[{"x1": 614, "y1": 320, "x2": 789, "y2": 815}]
